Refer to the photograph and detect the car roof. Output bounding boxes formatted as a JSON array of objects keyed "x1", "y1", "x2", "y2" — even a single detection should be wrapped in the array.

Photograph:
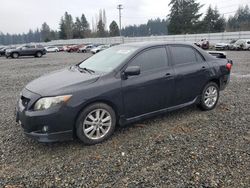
[
  {"x1": 119, "y1": 41, "x2": 214, "y2": 61},
  {"x1": 120, "y1": 41, "x2": 195, "y2": 48}
]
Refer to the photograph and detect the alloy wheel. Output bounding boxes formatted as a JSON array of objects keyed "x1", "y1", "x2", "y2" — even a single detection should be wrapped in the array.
[
  {"x1": 204, "y1": 86, "x2": 218, "y2": 108},
  {"x1": 83, "y1": 109, "x2": 112, "y2": 140}
]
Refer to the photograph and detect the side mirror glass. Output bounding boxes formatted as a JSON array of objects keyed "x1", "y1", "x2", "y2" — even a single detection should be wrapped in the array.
[{"x1": 123, "y1": 66, "x2": 140, "y2": 78}]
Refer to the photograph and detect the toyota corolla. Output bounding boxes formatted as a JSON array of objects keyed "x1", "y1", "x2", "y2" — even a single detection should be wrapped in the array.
[{"x1": 16, "y1": 42, "x2": 232, "y2": 145}]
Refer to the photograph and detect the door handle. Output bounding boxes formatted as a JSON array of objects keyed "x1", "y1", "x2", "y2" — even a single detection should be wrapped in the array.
[
  {"x1": 164, "y1": 73, "x2": 172, "y2": 78},
  {"x1": 201, "y1": 66, "x2": 206, "y2": 70}
]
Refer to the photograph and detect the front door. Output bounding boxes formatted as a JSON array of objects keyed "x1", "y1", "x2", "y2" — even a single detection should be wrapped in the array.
[{"x1": 122, "y1": 47, "x2": 175, "y2": 119}]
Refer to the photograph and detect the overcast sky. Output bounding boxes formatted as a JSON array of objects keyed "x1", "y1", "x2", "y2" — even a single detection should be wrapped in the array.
[{"x1": 0, "y1": 0, "x2": 249, "y2": 34}]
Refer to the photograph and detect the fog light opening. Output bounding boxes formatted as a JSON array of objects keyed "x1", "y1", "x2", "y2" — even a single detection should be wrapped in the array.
[{"x1": 42, "y1": 126, "x2": 49, "y2": 133}]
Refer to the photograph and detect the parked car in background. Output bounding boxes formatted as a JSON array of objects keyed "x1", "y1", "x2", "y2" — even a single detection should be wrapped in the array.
[
  {"x1": 228, "y1": 40, "x2": 237, "y2": 50},
  {"x1": 0, "y1": 46, "x2": 16, "y2": 56},
  {"x1": 16, "y1": 42, "x2": 232, "y2": 144},
  {"x1": 78, "y1": 45, "x2": 95, "y2": 53},
  {"x1": 66, "y1": 45, "x2": 84, "y2": 52},
  {"x1": 0, "y1": 47, "x2": 6, "y2": 56},
  {"x1": 91, "y1": 44, "x2": 111, "y2": 54},
  {"x1": 195, "y1": 39, "x2": 210, "y2": 50},
  {"x1": 215, "y1": 42, "x2": 230, "y2": 50},
  {"x1": 232, "y1": 39, "x2": 250, "y2": 50},
  {"x1": 57, "y1": 46, "x2": 64, "y2": 52},
  {"x1": 5, "y1": 44, "x2": 46, "y2": 58},
  {"x1": 45, "y1": 46, "x2": 59, "y2": 52},
  {"x1": 62, "y1": 45, "x2": 69, "y2": 51}
]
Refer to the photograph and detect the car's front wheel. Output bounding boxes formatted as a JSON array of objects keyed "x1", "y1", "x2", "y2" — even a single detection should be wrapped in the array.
[
  {"x1": 199, "y1": 82, "x2": 219, "y2": 111},
  {"x1": 35, "y1": 51, "x2": 42, "y2": 58},
  {"x1": 12, "y1": 52, "x2": 19, "y2": 58},
  {"x1": 76, "y1": 103, "x2": 116, "y2": 145}
]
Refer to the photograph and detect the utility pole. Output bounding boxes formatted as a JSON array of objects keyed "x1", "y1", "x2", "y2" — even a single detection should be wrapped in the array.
[{"x1": 117, "y1": 4, "x2": 123, "y2": 36}]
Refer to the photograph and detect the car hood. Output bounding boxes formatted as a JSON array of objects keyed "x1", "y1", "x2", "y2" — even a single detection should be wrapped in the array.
[{"x1": 25, "y1": 67, "x2": 100, "y2": 96}]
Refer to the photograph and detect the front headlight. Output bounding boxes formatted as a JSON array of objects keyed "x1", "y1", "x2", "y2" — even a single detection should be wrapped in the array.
[{"x1": 34, "y1": 95, "x2": 72, "y2": 111}]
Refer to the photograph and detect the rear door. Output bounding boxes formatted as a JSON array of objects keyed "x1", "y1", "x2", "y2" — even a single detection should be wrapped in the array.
[
  {"x1": 168, "y1": 45, "x2": 210, "y2": 105},
  {"x1": 122, "y1": 46, "x2": 175, "y2": 118}
]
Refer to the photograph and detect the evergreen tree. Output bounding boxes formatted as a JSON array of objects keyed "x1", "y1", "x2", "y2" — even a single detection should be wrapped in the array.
[
  {"x1": 168, "y1": 0, "x2": 202, "y2": 34},
  {"x1": 227, "y1": 5, "x2": 250, "y2": 31},
  {"x1": 40, "y1": 22, "x2": 51, "y2": 42},
  {"x1": 201, "y1": 6, "x2": 225, "y2": 33},
  {"x1": 59, "y1": 17, "x2": 67, "y2": 39},
  {"x1": 64, "y1": 12, "x2": 74, "y2": 39},
  {"x1": 73, "y1": 17, "x2": 82, "y2": 38},
  {"x1": 96, "y1": 9, "x2": 107, "y2": 37},
  {"x1": 109, "y1": 21, "x2": 120, "y2": 36},
  {"x1": 97, "y1": 20, "x2": 106, "y2": 37},
  {"x1": 81, "y1": 14, "x2": 90, "y2": 37},
  {"x1": 147, "y1": 18, "x2": 168, "y2": 35},
  {"x1": 121, "y1": 18, "x2": 168, "y2": 37}
]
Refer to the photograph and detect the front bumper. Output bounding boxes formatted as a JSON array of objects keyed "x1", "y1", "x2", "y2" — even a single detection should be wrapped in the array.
[
  {"x1": 16, "y1": 88, "x2": 75, "y2": 142},
  {"x1": 5, "y1": 53, "x2": 11, "y2": 57},
  {"x1": 24, "y1": 130, "x2": 73, "y2": 142},
  {"x1": 215, "y1": 46, "x2": 226, "y2": 50}
]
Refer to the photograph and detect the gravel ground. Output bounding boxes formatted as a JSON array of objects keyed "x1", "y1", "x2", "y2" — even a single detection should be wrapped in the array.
[{"x1": 0, "y1": 51, "x2": 249, "y2": 188}]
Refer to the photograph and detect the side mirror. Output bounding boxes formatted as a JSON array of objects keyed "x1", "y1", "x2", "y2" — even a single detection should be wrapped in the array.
[{"x1": 123, "y1": 66, "x2": 140, "y2": 79}]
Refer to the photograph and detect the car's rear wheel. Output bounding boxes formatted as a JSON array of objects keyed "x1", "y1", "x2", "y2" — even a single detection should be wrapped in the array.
[
  {"x1": 199, "y1": 82, "x2": 219, "y2": 111},
  {"x1": 12, "y1": 52, "x2": 19, "y2": 58},
  {"x1": 76, "y1": 103, "x2": 116, "y2": 145},
  {"x1": 36, "y1": 51, "x2": 42, "y2": 58}
]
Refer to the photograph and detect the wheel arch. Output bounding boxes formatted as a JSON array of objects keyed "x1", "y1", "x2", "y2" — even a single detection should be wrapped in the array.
[
  {"x1": 12, "y1": 51, "x2": 19, "y2": 56},
  {"x1": 208, "y1": 78, "x2": 220, "y2": 89},
  {"x1": 73, "y1": 99, "x2": 120, "y2": 137}
]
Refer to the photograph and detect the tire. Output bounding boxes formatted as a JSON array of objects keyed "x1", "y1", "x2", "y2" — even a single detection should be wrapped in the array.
[
  {"x1": 36, "y1": 51, "x2": 42, "y2": 58},
  {"x1": 198, "y1": 82, "x2": 219, "y2": 111},
  {"x1": 76, "y1": 103, "x2": 116, "y2": 145},
  {"x1": 12, "y1": 52, "x2": 19, "y2": 59}
]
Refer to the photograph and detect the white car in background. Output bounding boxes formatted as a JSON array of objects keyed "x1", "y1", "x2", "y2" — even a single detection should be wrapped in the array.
[
  {"x1": 231, "y1": 39, "x2": 250, "y2": 50},
  {"x1": 45, "y1": 46, "x2": 59, "y2": 52},
  {"x1": 78, "y1": 45, "x2": 95, "y2": 53},
  {"x1": 215, "y1": 43, "x2": 230, "y2": 50}
]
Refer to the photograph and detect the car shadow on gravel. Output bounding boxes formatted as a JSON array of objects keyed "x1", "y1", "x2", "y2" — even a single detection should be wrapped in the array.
[{"x1": 5, "y1": 56, "x2": 48, "y2": 60}]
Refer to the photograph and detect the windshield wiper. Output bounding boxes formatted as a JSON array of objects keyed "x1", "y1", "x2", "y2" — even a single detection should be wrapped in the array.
[{"x1": 77, "y1": 66, "x2": 95, "y2": 74}]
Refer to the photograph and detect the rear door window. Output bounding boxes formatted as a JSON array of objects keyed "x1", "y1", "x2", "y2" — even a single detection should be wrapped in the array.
[{"x1": 170, "y1": 45, "x2": 204, "y2": 65}]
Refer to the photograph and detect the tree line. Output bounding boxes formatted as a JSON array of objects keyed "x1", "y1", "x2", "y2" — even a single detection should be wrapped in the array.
[{"x1": 0, "y1": 1, "x2": 250, "y2": 45}]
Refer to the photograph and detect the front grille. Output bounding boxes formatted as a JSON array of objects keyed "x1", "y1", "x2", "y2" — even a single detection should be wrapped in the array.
[{"x1": 21, "y1": 96, "x2": 30, "y2": 108}]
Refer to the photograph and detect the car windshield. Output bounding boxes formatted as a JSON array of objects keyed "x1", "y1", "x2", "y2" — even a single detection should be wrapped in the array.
[
  {"x1": 79, "y1": 45, "x2": 138, "y2": 73},
  {"x1": 17, "y1": 45, "x2": 26, "y2": 49}
]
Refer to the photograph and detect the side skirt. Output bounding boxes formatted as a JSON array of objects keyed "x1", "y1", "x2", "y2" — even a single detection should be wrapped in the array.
[{"x1": 119, "y1": 97, "x2": 199, "y2": 126}]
